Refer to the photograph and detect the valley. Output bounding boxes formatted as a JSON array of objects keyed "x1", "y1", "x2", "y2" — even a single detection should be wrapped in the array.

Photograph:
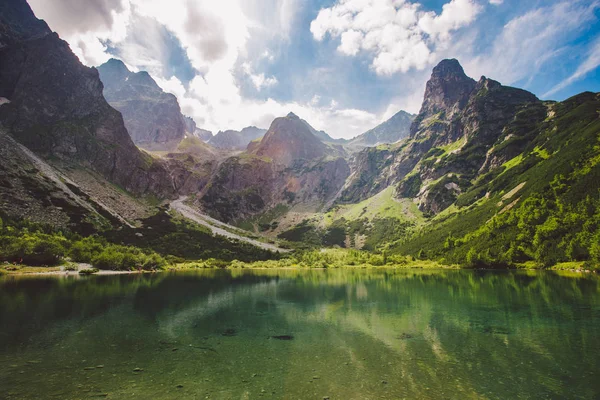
[
  {"x1": 1, "y1": 1, "x2": 600, "y2": 399},
  {"x1": 0, "y1": 0, "x2": 599, "y2": 275}
]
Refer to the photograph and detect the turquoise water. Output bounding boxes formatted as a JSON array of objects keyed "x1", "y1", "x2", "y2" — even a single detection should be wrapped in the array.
[{"x1": 0, "y1": 269, "x2": 599, "y2": 399}]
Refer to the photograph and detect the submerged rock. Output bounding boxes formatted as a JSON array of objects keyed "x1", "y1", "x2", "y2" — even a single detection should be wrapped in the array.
[
  {"x1": 222, "y1": 328, "x2": 237, "y2": 337},
  {"x1": 271, "y1": 335, "x2": 294, "y2": 340}
]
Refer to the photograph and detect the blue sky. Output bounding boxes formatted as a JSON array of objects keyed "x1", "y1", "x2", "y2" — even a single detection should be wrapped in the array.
[{"x1": 28, "y1": 0, "x2": 600, "y2": 138}]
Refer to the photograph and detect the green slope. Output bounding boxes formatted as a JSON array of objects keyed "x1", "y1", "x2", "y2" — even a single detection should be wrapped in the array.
[{"x1": 392, "y1": 92, "x2": 600, "y2": 268}]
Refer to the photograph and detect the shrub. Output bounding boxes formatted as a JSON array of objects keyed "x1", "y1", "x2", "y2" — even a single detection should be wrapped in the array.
[
  {"x1": 79, "y1": 268, "x2": 99, "y2": 275},
  {"x1": 0, "y1": 233, "x2": 66, "y2": 266},
  {"x1": 70, "y1": 237, "x2": 104, "y2": 263}
]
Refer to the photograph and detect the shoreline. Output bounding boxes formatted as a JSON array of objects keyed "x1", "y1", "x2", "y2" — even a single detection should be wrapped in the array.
[{"x1": 1, "y1": 264, "x2": 597, "y2": 277}]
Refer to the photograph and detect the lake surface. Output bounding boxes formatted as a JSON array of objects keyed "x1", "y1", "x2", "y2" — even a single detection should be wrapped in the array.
[{"x1": 1, "y1": 269, "x2": 599, "y2": 399}]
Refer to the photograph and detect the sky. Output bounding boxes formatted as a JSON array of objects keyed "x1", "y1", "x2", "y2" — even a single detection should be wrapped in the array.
[{"x1": 28, "y1": 0, "x2": 600, "y2": 139}]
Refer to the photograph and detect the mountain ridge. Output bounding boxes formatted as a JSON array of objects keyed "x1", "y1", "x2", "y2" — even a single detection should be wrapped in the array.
[
  {"x1": 348, "y1": 110, "x2": 415, "y2": 150},
  {"x1": 97, "y1": 58, "x2": 188, "y2": 151}
]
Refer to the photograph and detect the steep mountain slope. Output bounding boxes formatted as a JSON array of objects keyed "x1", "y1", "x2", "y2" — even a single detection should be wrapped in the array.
[
  {"x1": 196, "y1": 112, "x2": 350, "y2": 224},
  {"x1": 340, "y1": 59, "x2": 540, "y2": 216},
  {"x1": 395, "y1": 91, "x2": 600, "y2": 267},
  {"x1": 348, "y1": 110, "x2": 415, "y2": 150},
  {"x1": 97, "y1": 58, "x2": 187, "y2": 150},
  {"x1": 0, "y1": 0, "x2": 175, "y2": 202},
  {"x1": 208, "y1": 126, "x2": 266, "y2": 150},
  {"x1": 253, "y1": 112, "x2": 330, "y2": 165},
  {"x1": 195, "y1": 128, "x2": 213, "y2": 142},
  {"x1": 0, "y1": 0, "x2": 285, "y2": 263},
  {"x1": 276, "y1": 59, "x2": 599, "y2": 268}
]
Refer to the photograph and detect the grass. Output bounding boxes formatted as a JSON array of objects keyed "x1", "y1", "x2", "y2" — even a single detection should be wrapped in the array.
[
  {"x1": 438, "y1": 137, "x2": 467, "y2": 155},
  {"x1": 532, "y1": 146, "x2": 551, "y2": 160},
  {"x1": 325, "y1": 186, "x2": 424, "y2": 225},
  {"x1": 499, "y1": 154, "x2": 524, "y2": 175},
  {"x1": 0, "y1": 265, "x2": 61, "y2": 274}
]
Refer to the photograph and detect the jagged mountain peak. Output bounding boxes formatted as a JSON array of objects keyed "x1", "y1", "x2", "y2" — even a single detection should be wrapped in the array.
[
  {"x1": 431, "y1": 58, "x2": 468, "y2": 78},
  {"x1": 208, "y1": 126, "x2": 266, "y2": 149},
  {"x1": 253, "y1": 113, "x2": 328, "y2": 165},
  {"x1": 0, "y1": 0, "x2": 51, "y2": 44},
  {"x1": 349, "y1": 110, "x2": 415, "y2": 150},
  {"x1": 97, "y1": 60, "x2": 186, "y2": 150},
  {"x1": 410, "y1": 59, "x2": 476, "y2": 135}
]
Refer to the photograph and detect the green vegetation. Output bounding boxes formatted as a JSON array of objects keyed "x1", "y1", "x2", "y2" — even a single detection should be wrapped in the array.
[
  {"x1": 236, "y1": 204, "x2": 289, "y2": 233},
  {"x1": 327, "y1": 186, "x2": 423, "y2": 223},
  {"x1": 0, "y1": 207, "x2": 277, "y2": 272},
  {"x1": 391, "y1": 92, "x2": 600, "y2": 271},
  {"x1": 0, "y1": 215, "x2": 167, "y2": 270},
  {"x1": 277, "y1": 216, "x2": 415, "y2": 252},
  {"x1": 174, "y1": 248, "x2": 450, "y2": 270}
]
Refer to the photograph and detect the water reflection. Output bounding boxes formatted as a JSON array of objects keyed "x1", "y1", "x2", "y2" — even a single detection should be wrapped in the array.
[{"x1": 1, "y1": 269, "x2": 599, "y2": 399}]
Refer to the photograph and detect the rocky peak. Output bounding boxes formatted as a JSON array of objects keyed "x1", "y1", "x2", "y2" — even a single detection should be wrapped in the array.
[
  {"x1": 97, "y1": 59, "x2": 186, "y2": 150},
  {"x1": 349, "y1": 110, "x2": 415, "y2": 150},
  {"x1": 194, "y1": 128, "x2": 213, "y2": 142},
  {"x1": 208, "y1": 126, "x2": 266, "y2": 150},
  {"x1": 0, "y1": 0, "x2": 175, "y2": 198},
  {"x1": 253, "y1": 113, "x2": 328, "y2": 166},
  {"x1": 410, "y1": 59, "x2": 476, "y2": 135},
  {"x1": 0, "y1": 0, "x2": 50, "y2": 45},
  {"x1": 183, "y1": 115, "x2": 197, "y2": 134},
  {"x1": 97, "y1": 58, "x2": 130, "y2": 85}
]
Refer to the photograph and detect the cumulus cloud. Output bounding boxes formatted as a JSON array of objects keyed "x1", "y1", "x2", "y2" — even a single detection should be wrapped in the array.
[
  {"x1": 310, "y1": 0, "x2": 482, "y2": 75},
  {"x1": 28, "y1": 0, "x2": 126, "y2": 36},
  {"x1": 242, "y1": 63, "x2": 278, "y2": 90},
  {"x1": 29, "y1": 0, "x2": 130, "y2": 65}
]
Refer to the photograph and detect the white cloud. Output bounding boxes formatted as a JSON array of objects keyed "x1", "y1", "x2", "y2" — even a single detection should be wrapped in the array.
[
  {"x1": 310, "y1": 0, "x2": 482, "y2": 75},
  {"x1": 242, "y1": 63, "x2": 278, "y2": 90},
  {"x1": 338, "y1": 29, "x2": 363, "y2": 55},
  {"x1": 489, "y1": 0, "x2": 503, "y2": 5},
  {"x1": 463, "y1": 1, "x2": 600, "y2": 87},
  {"x1": 29, "y1": 0, "x2": 131, "y2": 66},
  {"x1": 542, "y1": 37, "x2": 600, "y2": 98}
]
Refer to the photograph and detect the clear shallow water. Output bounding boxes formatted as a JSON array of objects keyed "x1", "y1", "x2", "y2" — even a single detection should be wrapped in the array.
[{"x1": 0, "y1": 269, "x2": 599, "y2": 399}]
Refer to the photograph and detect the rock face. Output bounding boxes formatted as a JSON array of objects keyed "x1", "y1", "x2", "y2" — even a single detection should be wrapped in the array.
[
  {"x1": 183, "y1": 116, "x2": 196, "y2": 134},
  {"x1": 194, "y1": 128, "x2": 213, "y2": 142},
  {"x1": 0, "y1": 0, "x2": 175, "y2": 200},
  {"x1": 97, "y1": 58, "x2": 187, "y2": 150},
  {"x1": 348, "y1": 110, "x2": 415, "y2": 150},
  {"x1": 341, "y1": 59, "x2": 541, "y2": 216},
  {"x1": 410, "y1": 59, "x2": 476, "y2": 136},
  {"x1": 197, "y1": 112, "x2": 350, "y2": 223},
  {"x1": 208, "y1": 126, "x2": 266, "y2": 150},
  {"x1": 253, "y1": 113, "x2": 329, "y2": 166}
]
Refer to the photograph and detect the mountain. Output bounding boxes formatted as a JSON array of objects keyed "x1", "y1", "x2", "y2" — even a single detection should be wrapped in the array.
[
  {"x1": 252, "y1": 112, "x2": 330, "y2": 165},
  {"x1": 0, "y1": 0, "x2": 282, "y2": 263},
  {"x1": 97, "y1": 58, "x2": 187, "y2": 150},
  {"x1": 196, "y1": 112, "x2": 350, "y2": 224},
  {"x1": 182, "y1": 116, "x2": 213, "y2": 142},
  {"x1": 275, "y1": 58, "x2": 600, "y2": 269},
  {"x1": 298, "y1": 118, "x2": 348, "y2": 145},
  {"x1": 183, "y1": 116, "x2": 196, "y2": 135},
  {"x1": 195, "y1": 128, "x2": 213, "y2": 142},
  {"x1": 348, "y1": 110, "x2": 415, "y2": 150},
  {"x1": 0, "y1": 0, "x2": 174, "y2": 208},
  {"x1": 340, "y1": 59, "x2": 539, "y2": 213},
  {"x1": 208, "y1": 126, "x2": 266, "y2": 149}
]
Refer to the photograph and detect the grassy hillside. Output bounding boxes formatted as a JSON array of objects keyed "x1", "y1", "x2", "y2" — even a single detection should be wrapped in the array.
[{"x1": 392, "y1": 92, "x2": 600, "y2": 269}]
